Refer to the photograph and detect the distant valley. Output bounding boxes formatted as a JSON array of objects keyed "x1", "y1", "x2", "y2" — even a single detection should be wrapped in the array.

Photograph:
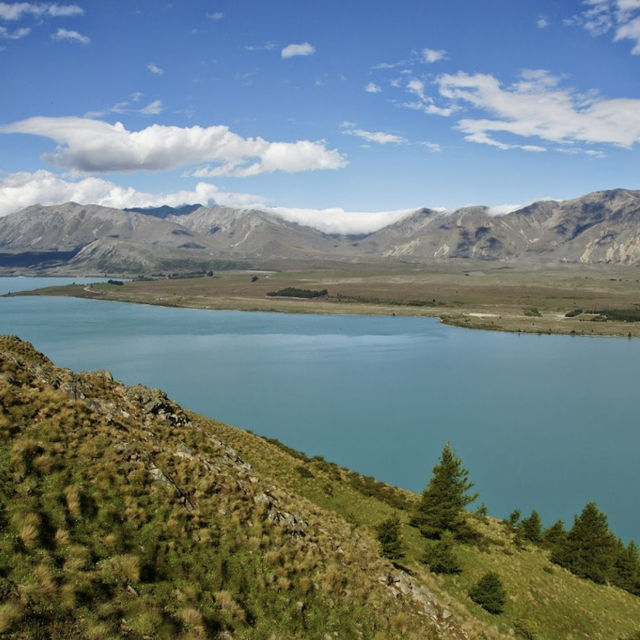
[{"x1": 1, "y1": 188, "x2": 640, "y2": 275}]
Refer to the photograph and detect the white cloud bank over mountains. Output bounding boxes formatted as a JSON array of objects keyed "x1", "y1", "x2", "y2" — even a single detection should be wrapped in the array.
[
  {"x1": 0, "y1": 170, "x2": 535, "y2": 234},
  {"x1": 0, "y1": 117, "x2": 347, "y2": 176},
  {"x1": 0, "y1": 170, "x2": 420, "y2": 234},
  {"x1": 0, "y1": 170, "x2": 268, "y2": 217}
]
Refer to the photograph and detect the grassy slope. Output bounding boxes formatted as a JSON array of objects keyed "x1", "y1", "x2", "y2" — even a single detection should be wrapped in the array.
[
  {"x1": 209, "y1": 421, "x2": 640, "y2": 640},
  {"x1": 0, "y1": 336, "x2": 639, "y2": 639},
  {"x1": 0, "y1": 336, "x2": 461, "y2": 640}
]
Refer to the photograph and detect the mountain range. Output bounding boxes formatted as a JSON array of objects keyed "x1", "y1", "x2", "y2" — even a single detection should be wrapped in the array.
[{"x1": 1, "y1": 188, "x2": 639, "y2": 273}]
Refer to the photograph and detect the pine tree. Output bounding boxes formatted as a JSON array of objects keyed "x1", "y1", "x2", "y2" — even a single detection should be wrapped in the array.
[
  {"x1": 507, "y1": 509, "x2": 521, "y2": 528},
  {"x1": 376, "y1": 514, "x2": 404, "y2": 561},
  {"x1": 521, "y1": 509, "x2": 543, "y2": 544},
  {"x1": 542, "y1": 519, "x2": 567, "y2": 548},
  {"x1": 469, "y1": 572, "x2": 506, "y2": 614},
  {"x1": 411, "y1": 443, "x2": 478, "y2": 539},
  {"x1": 422, "y1": 531, "x2": 461, "y2": 574},
  {"x1": 612, "y1": 539, "x2": 640, "y2": 595},
  {"x1": 551, "y1": 502, "x2": 617, "y2": 584}
]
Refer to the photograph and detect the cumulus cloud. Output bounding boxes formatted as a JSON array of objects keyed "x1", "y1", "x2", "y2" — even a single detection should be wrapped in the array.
[
  {"x1": 436, "y1": 69, "x2": 640, "y2": 150},
  {"x1": 0, "y1": 2, "x2": 83, "y2": 19},
  {"x1": 0, "y1": 170, "x2": 268, "y2": 217},
  {"x1": 0, "y1": 116, "x2": 348, "y2": 175},
  {"x1": 422, "y1": 48, "x2": 447, "y2": 63},
  {"x1": 340, "y1": 123, "x2": 406, "y2": 145},
  {"x1": 206, "y1": 11, "x2": 223, "y2": 20},
  {"x1": 364, "y1": 82, "x2": 381, "y2": 93},
  {"x1": 281, "y1": 42, "x2": 315, "y2": 58},
  {"x1": 147, "y1": 63, "x2": 164, "y2": 75},
  {"x1": 537, "y1": 16, "x2": 550, "y2": 28},
  {"x1": 51, "y1": 27, "x2": 89, "y2": 44},
  {"x1": 263, "y1": 206, "x2": 418, "y2": 234}
]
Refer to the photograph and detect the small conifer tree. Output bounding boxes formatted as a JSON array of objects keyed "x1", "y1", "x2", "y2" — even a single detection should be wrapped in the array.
[
  {"x1": 508, "y1": 509, "x2": 521, "y2": 528},
  {"x1": 613, "y1": 539, "x2": 640, "y2": 596},
  {"x1": 521, "y1": 509, "x2": 543, "y2": 544},
  {"x1": 423, "y1": 531, "x2": 461, "y2": 574},
  {"x1": 469, "y1": 572, "x2": 506, "y2": 614},
  {"x1": 376, "y1": 514, "x2": 404, "y2": 561},
  {"x1": 542, "y1": 519, "x2": 567, "y2": 548},
  {"x1": 412, "y1": 443, "x2": 478, "y2": 539},
  {"x1": 551, "y1": 502, "x2": 617, "y2": 584}
]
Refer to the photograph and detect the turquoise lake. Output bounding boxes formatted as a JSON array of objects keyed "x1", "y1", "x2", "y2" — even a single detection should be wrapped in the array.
[{"x1": 1, "y1": 277, "x2": 638, "y2": 541}]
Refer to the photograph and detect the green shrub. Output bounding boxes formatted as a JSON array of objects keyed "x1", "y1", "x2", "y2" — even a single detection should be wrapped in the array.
[
  {"x1": 423, "y1": 531, "x2": 461, "y2": 574},
  {"x1": 376, "y1": 515, "x2": 404, "y2": 561},
  {"x1": 469, "y1": 572, "x2": 506, "y2": 614}
]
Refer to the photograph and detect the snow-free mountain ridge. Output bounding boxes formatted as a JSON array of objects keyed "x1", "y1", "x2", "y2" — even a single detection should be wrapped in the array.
[{"x1": 1, "y1": 189, "x2": 639, "y2": 273}]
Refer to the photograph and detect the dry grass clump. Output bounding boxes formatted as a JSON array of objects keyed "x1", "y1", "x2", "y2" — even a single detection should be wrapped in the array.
[
  {"x1": 0, "y1": 603, "x2": 23, "y2": 634},
  {"x1": 16, "y1": 511, "x2": 41, "y2": 550}
]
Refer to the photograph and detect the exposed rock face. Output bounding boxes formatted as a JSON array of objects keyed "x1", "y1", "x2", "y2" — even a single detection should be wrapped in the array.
[{"x1": 1, "y1": 189, "x2": 640, "y2": 272}]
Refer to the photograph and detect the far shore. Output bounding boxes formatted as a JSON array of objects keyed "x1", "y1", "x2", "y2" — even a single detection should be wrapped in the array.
[{"x1": 4, "y1": 262, "x2": 640, "y2": 338}]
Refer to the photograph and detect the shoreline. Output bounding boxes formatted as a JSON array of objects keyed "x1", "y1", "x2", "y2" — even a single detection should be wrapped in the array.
[{"x1": 6, "y1": 277, "x2": 640, "y2": 339}]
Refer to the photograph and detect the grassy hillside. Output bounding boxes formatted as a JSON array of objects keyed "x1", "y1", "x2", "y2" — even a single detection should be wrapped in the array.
[{"x1": 0, "y1": 336, "x2": 639, "y2": 639}]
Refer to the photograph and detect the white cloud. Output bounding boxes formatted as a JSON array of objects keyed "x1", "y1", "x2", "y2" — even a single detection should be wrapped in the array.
[
  {"x1": 0, "y1": 170, "x2": 423, "y2": 234},
  {"x1": 422, "y1": 48, "x2": 447, "y2": 63},
  {"x1": 46, "y1": 3, "x2": 83, "y2": 16},
  {"x1": 405, "y1": 78, "x2": 455, "y2": 116},
  {"x1": 263, "y1": 206, "x2": 418, "y2": 234},
  {"x1": 364, "y1": 82, "x2": 381, "y2": 93},
  {"x1": 281, "y1": 42, "x2": 315, "y2": 58},
  {"x1": 0, "y1": 116, "x2": 348, "y2": 175},
  {"x1": 0, "y1": 24, "x2": 28, "y2": 38},
  {"x1": 245, "y1": 41, "x2": 277, "y2": 52},
  {"x1": 140, "y1": 99, "x2": 163, "y2": 115},
  {"x1": 51, "y1": 27, "x2": 90, "y2": 44},
  {"x1": 341, "y1": 123, "x2": 406, "y2": 145},
  {"x1": 147, "y1": 63, "x2": 164, "y2": 75},
  {"x1": 436, "y1": 69, "x2": 640, "y2": 150},
  {"x1": 206, "y1": 11, "x2": 223, "y2": 20},
  {"x1": 614, "y1": 14, "x2": 640, "y2": 51},
  {"x1": 567, "y1": 0, "x2": 640, "y2": 53},
  {"x1": 0, "y1": 170, "x2": 268, "y2": 217},
  {"x1": 371, "y1": 59, "x2": 407, "y2": 70},
  {"x1": 537, "y1": 16, "x2": 550, "y2": 28},
  {"x1": 420, "y1": 141, "x2": 442, "y2": 152},
  {"x1": 0, "y1": 2, "x2": 83, "y2": 19}
]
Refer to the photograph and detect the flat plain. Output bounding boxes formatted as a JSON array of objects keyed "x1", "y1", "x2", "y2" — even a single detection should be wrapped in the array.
[{"x1": 11, "y1": 261, "x2": 640, "y2": 338}]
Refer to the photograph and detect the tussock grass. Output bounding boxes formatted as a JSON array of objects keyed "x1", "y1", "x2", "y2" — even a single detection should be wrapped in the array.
[{"x1": 0, "y1": 336, "x2": 444, "y2": 640}]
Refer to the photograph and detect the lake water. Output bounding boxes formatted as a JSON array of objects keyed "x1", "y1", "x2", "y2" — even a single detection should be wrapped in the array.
[{"x1": 1, "y1": 277, "x2": 638, "y2": 541}]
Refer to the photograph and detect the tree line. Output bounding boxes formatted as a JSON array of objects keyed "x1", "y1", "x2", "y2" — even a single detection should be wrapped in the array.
[{"x1": 376, "y1": 443, "x2": 640, "y2": 616}]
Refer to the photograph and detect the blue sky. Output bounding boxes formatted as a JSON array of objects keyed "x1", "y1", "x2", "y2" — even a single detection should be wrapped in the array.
[{"x1": 1, "y1": 0, "x2": 640, "y2": 231}]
